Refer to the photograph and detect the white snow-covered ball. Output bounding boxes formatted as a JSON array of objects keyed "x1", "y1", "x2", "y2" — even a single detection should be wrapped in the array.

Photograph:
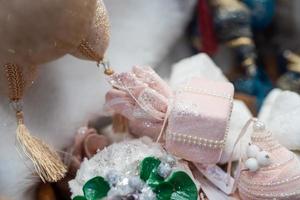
[
  {"x1": 69, "y1": 138, "x2": 198, "y2": 198},
  {"x1": 69, "y1": 138, "x2": 165, "y2": 197}
]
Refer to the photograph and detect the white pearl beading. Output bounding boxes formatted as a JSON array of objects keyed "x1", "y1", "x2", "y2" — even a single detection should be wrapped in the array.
[
  {"x1": 167, "y1": 130, "x2": 225, "y2": 149},
  {"x1": 251, "y1": 131, "x2": 272, "y2": 142}
]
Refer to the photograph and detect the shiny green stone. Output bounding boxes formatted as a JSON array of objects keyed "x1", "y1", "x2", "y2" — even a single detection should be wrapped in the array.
[
  {"x1": 140, "y1": 157, "x2": 161, "y2": 182},
  {"x1": 73, "y1": 196, "x2": 87, "y2": 200},
  {"x1": 83, "y1": 176, "x2": 110, "y2": 200},
  {"x1": 166, "y1": 171, "x2": 198, "y2": 200}
]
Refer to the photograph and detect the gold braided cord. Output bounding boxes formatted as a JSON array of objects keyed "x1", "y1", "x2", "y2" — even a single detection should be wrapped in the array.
[
  {"x1": 3, "y1": 64, "x2": 25, "y2": 100},
  {"x1": 78, "y1": 40, "x2": 103, "y2": 62}
]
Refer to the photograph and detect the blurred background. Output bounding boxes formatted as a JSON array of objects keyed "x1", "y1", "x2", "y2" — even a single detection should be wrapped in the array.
[
  {"x1": 156, "y1": 0, "x2": 300, "y2": 115},
  {"x1": 1, "y1": 0, "x2": 300, "y2": 199}
]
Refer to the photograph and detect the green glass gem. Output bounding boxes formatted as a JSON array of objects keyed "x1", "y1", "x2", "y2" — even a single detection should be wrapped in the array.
[
  {"x1": 154, "y1": 182, "x2": 173, "y2": 200},
  {"x1": 140, "y1": 157, "x2": 161, "y2": 181},
  {"x1": 147, "y1": 169, "x2": 165, "y2": 189},
  {"x1": 83, "y1": 176, "x2": 110, "y2": 200},
  {"x1": 73, "y1": 196, "x2": 87, "y2": 200},
  {"x1": 166, "y1": 171, "x2": 198, "y2": 200}
]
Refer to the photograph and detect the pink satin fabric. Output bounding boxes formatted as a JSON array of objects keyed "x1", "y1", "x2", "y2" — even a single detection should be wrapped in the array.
[{"x1": 105, "y1": 66, "x2": 234, "y2": 164}]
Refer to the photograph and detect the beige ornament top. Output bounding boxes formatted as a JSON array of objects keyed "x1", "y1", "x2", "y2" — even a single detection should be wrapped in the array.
[{"x1": 0, "y1": 0, "x2": 111, "y2": 182}]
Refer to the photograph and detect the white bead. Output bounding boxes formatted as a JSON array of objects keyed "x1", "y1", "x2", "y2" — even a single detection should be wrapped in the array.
[
  {"x1": 164, "y1": 155, "x2": 176, "y2": 167},
  {"x1": 157, "y1": 162, "x2": 172, "y2": 178},
  {"x1": 256, "y1": 151, "x2": 271, "y2": 166},
  {"x1": 245, "y1": 158, "x2": 259, "y2": 172},
  {"x1": 253, "y1": 121, "x2": 266, "y2": 132},
  {"x1": 246, "y1": 143, "x2": 260, "y2": 158}
]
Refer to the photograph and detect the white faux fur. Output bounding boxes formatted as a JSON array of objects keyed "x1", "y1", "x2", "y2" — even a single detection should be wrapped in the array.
[
  {"x1": 259, "y1": 89, "x2": 300, "y2": 150},
  {"x1": 1, "y1": 1, "x2": 300, "y2": 198}
]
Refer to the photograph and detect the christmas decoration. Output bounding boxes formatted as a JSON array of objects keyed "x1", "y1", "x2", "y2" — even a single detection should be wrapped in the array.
[
  {"x1": 0, "y1": 0, "x2": 110, "y2": 182},
  {"x1": 69, "y1": 139, "x2": 199, "y2": 200}
]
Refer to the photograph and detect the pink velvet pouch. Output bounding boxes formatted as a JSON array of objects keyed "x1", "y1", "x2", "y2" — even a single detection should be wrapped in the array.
[{"x1": 165, "y1": 77, "x2": 234, "y2": 164}]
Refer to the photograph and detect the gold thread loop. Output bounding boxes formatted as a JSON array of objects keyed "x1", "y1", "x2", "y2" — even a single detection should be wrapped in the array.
[{"x1": 98, "y1": 59, "x2": 114, "y2": 75}]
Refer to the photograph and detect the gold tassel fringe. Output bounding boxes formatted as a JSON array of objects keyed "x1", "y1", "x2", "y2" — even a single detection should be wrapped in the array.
[
  {"x1": 112, "y1": 114, "x2": 128, "y2": 133},
  {"x1": 16, "y1": 112, "x2": 66, "y2": 182},
  {"x1": 4, "y1": 64, "x2": 66, "y2": 182}
]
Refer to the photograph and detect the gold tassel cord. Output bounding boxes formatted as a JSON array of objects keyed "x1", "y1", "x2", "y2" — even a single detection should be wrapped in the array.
[
  {"x1": 112, "y1": 113, "x2": 129, "y2": 133},
  {"x1": 102, "y1": 64, "x2": 127, "y2": 132},
  {"x1": 4, "y1": 64, "x2": 67, "y2": 182},
  {"x1": 78, "y1": 40, "x2": 103, "y2": 62},
  {"x1": 98, "y1": 60, "x2": 127, "y2": 133},
  {"x1": 77, "y1": 41, "x2": 128, "y2": 133}
]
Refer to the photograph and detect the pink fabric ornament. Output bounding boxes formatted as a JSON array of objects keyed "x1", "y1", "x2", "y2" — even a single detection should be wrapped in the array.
[
  {"x1": 238, "y1": 122, "x2": 300, "y2": 200},
  {"x1": 105, "y1": 66, "x2": 234, "y2": 164},
  {"x1": 166, "y1": 77, "x2": 233, "y2": 164}
]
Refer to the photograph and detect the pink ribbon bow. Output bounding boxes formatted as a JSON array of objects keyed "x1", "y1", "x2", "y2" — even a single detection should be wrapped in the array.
[{"x1": 105, "y1": 66, "x2": 172, "y2": 139}]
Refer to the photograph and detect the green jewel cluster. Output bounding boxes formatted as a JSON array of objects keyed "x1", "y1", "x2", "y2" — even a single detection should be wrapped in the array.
[
  {"x1": 73, "y1": 176, "x2": 110, "y2": 200},
  {"x1": 140, "y1": 157, "x2": 198, "y2": 200},
  {"x1": 73, "y1": 157, "x2": 198, "y2": 200}
]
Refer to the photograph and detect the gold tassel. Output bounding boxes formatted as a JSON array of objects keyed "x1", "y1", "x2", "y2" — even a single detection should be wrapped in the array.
[
  {"x1": 16, "y1": 111, "x2": 67, "y2": 182},
  {"x1": 4, "y1": 64, "x2": 66, "y2": 182}
]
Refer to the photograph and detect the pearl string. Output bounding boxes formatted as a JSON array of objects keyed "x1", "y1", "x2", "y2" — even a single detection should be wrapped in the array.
[
  {"x1": 169, "y1": 84, "x2": 233, "y2": 150},
  {"x1": 167, "y1": 131, "x2": 225, "y2": 149}
]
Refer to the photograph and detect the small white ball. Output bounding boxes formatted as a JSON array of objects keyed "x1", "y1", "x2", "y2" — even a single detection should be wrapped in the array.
[
  {"x1": 253, "y1": 121, "x2": 266, "y2": 132},
  {"x1": 245, "y1": 158, "x2": 259, "y2": 172},
  {"x1": 164, "y1": 155, "x2": 176, "y2": 167},
  {"x1": 256, "y1": 151, "x2": 271, "y2": 166},
  {"x1": 157, "y1": 162, "x2": 172, "y2": 178},
  {"x1": 246, "y1": 143, "x2": 260, "y2": 158}
]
